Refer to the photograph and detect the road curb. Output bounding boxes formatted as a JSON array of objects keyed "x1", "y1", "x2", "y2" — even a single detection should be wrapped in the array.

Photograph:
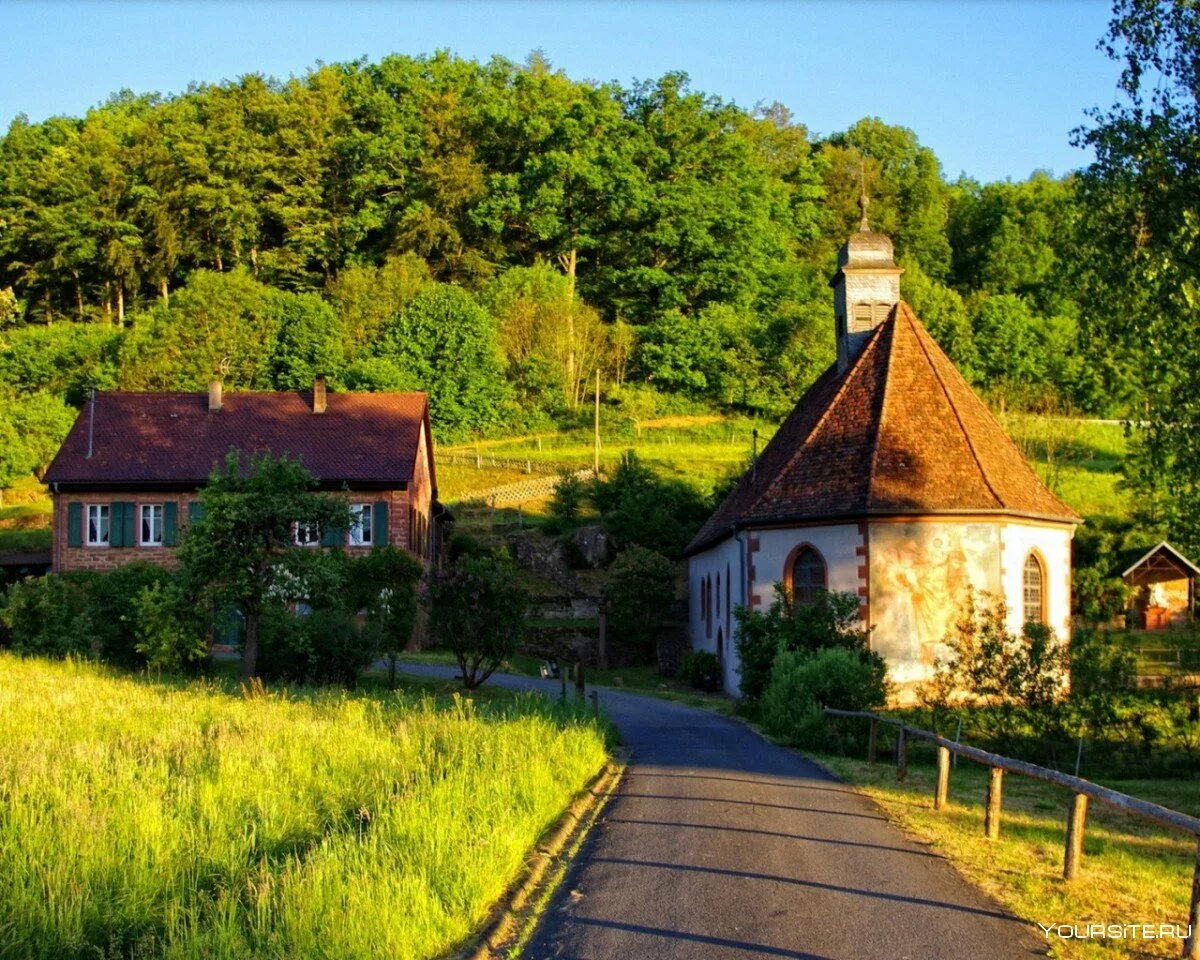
[{"x1": 456, "y1": 756, "x2": 625, "y2": 960}]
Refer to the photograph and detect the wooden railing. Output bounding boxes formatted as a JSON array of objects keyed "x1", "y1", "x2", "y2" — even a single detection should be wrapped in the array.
[{"x1": 824, "y1": 708, "x2": 1200, "y2": 958}]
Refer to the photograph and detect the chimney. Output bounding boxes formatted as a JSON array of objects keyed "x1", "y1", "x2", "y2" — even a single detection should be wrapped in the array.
[
  {"x1": 313, "y1": 376, "x2": 327, "y2": 414},
  {"x1": 208, "y1": 380, "x2": 223, "y2": 413}
]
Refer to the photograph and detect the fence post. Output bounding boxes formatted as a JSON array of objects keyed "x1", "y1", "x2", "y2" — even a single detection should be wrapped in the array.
[
  {"x1": 1186, "y1": 839, "x2": 1200, "y2": 959},
  {"x1": 896, "y1": 725, "x2": 908, "y2": 781},
  {"x1": 867, "y1": 717, "x2": 878, "y2": 765},
  {"x1": 1063, "y1": 792, "x2": 1088, "y2": 880},
  {"x1": 985, "y1": 767, "x2": 1003, "y2": 839},
  {"x1": 934, "y1": 745, "x2": 951, "y2": 811}
]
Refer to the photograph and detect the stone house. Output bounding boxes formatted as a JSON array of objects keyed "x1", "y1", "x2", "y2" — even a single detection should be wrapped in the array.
[
  {"x1": 42, "y1": 379, "x2": 442, "y2": 575},
  {"x1": 685, "y1": 219, "x2": 1081, "y2": 699}
]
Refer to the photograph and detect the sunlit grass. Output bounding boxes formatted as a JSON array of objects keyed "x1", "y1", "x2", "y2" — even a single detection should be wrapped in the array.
[
  {"x1": 0, "y1": 654, "x2": 609, "y2": 959},
  {"x1": 822, "y1": 751, "x2": 1196, "y2": 958}
]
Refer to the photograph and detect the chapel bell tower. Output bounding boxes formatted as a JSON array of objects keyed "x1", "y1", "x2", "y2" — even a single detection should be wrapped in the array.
[{"x1": 831, "y1": 187, "x2": 904, "y2": 372}]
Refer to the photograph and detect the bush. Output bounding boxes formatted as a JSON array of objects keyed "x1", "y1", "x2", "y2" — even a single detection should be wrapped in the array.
[
  {"x1": 591, "y1": 451, "x2": 711, "y2": 556},
  {"x1": 427, "y1": 554, "x2": 529, "y2": 689},
  {"x1": 604, "y1": 545, "x2": 676, "y2": 664},
  {"x1": 1, "y1": 575, "x2": 91, "y2": 657},
  {"x1": 547, "y1": 470, "x2": 587, "y2": 532},
  {"x1": 81, "y1": 562, "x2": 175, "y2": 667},
  {"x1": 680, "y1": 650, "x2": 721, "y2": 691},
  {"x1": 257, "y1": 607, "x2": 381, "y2": 686},
  {"x1": 735, "y1": 586, "x2": 870, "y2": 702},
  {"x1": 760, "y1": 647, "x2": 889, "y2": 748},
  {"x1": 132, "y1": 581, "x2": 208, "y2": 672}
]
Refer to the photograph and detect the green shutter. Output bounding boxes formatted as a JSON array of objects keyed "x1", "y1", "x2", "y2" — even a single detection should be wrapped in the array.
[
  {"x1": 188, "y1": 501, "x2": 205, "y2": 523},
  {"x1": 67, "y1": 502, "x2": 83, "y2": 547},
  {"x1": 116, "y1": 501, "x2": 135, "y2": 547},
  {"x1": 108, "y1": 502, "x2": 123, "y2": 546},
  {"x1": 321, "y1": 523, "x2": 343, "y2": 548},
  {"x1": 163, "y1": 502, "x2": 178, "y2": 547},
  {"x1": 373, "y1": 500, "x2": 389, "y2": 546}
]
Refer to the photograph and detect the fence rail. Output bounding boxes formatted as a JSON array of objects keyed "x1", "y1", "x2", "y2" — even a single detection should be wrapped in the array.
[{"x1": 824, "y1": 708, "x2": 1200, "y2": 958}]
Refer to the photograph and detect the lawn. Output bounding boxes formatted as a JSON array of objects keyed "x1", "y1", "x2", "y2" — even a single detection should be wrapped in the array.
[
  {"x1": 820, "y1": 748, "x2": 1197, "y2": 959},
  {"x1": 0, "y1": 476, "x2": 51, "y2": 553},
  {"x1": 0, "y1": 654, "x2": 609, "y2": 960}
]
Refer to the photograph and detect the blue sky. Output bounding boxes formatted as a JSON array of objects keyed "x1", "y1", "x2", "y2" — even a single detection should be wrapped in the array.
[{"x1": 1, "y1": 0, "x2": 1119, "y2": 183}]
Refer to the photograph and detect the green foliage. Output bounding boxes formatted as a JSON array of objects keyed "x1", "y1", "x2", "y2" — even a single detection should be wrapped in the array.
[
  {"x1": 132, "y1": 580, "x2": 208, "y2": 672},
  {"x1": 372, "y1": 285, "x2": 509, "y2": 440},
  {"x1": 0, "y1": 574, "x2": 91, "y2": 657},
  {"x1": 547, "y1": 470, "x2": 587, "y2": 532},
  {"x1": 760, "y1": 647, "x2": 889, "y2": 748},
  {"x1": 79, "y1": 561, "x2": 175, "y2": 667},
  {"x1": 257, "y1": 606, "x2": 381, "y2": 686},
  {"x1": 178, "y1": 451, "x2": 354, "y2": 677},
  {"x1": 268, "y1": 291, "x2": 345, "y2": 389},
  {"x1": 592, "y1": 450, "x2": 711, "y2": 556},
  {"x1": 679, "y1": 649, "x2": 721, "y2": 692},
  {"x1": 0, "y1": 323, "x2": 120, "y2": 403},
  {"x1": 427, "y1": 553, "x2": 529, "y2": 689},
  {"x1": 1068, "y1": 627, "x2": 1138, "y2": 711},
  {"x1": 604, "y1": 544, "x2": 676, "y2": 663}
]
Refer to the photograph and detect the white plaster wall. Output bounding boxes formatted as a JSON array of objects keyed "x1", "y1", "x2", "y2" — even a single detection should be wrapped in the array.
[
  {"x1": 752, "y1": 525, "x2": 865, "y2": 611},
  {"x1": 687, "y1": 536, "x2": 744, "y2": 693},
  {"x1": 1000, "y1": 522, "x2": 1074, "y2": 641}
]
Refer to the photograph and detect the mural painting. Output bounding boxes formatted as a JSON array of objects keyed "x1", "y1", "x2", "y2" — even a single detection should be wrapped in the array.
[{"x1": 870, "y1": 522, "x2": 1000, "y2": 686}]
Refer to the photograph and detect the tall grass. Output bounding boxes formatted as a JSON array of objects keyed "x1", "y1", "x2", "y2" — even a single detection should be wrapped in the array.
[{"x1": 0, "y1": 654, "x2": 608, "y2": 959}]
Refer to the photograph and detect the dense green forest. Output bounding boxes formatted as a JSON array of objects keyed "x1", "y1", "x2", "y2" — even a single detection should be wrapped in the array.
[{"x1": 0, "y1": 3, "x2": 1191, "y2": 545}]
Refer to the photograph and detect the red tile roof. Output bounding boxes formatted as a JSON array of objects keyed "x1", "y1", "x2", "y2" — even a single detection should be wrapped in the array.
[
  {"x1": 44, "y1": 390, "x2": 433, "y2": 490},
  {"x1": 686, "y1": 302, "x2": 1080, "y2": 555}
]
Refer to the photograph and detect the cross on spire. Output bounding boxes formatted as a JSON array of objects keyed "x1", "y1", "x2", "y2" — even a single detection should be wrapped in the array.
[{"x1": 858, "y1": 160, "x2": 871, "y2": 232}]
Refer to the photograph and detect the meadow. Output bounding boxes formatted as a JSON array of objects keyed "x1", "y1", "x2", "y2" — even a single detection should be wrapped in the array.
[{"x1": 0, "y1": 654, "x2": 609, "y2": 960}]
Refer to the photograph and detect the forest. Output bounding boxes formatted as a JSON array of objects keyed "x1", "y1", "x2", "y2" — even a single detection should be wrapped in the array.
[{"x1": 0, "y1": 0, "x2": 1196, "y2": 547}]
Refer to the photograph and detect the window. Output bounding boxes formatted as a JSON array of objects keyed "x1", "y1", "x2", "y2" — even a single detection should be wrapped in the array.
[
  {"x1": 140, "y1": 504, "x2": 164, "y2": 546},
  {"x1": 789, "y1": 546, "x2": 827, "y2": 606},
  {"x1": 1023, "y1": 553, "x2": 1045, "y2": 625},
  {"x1": 349, "y1": 504, "x2": 373, "y2": 546},
  {"x1": 294, "y1": 521, "x2": 320, "y2": 547},
  {"x1": 86, "y1": 504, "x2": 110, "y2": 546}
]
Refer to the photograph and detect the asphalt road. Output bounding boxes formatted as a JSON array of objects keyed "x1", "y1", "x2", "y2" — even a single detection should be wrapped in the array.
[{"x1": 397, "y1": 664, "x2": 1045, "y2": 960}]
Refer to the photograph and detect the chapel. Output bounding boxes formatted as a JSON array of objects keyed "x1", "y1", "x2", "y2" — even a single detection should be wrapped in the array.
[{"x1": 685, "y1": 212, "x2": 1080, "y2": 698}]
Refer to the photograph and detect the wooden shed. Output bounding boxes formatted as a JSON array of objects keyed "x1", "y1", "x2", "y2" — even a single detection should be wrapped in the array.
[{"x1": 1122, "y1": 541, "x2": 1199, "y2": 630}]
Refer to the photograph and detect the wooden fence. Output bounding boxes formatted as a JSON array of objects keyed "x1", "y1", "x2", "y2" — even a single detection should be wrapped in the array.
[{"x1": 824, "y1": 708, "x2": 1200, "y2": 958}]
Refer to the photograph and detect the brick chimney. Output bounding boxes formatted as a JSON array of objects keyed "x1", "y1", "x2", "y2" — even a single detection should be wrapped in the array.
[
  {"x1": 313, "y1": 376, "x2": 327, "y2": 414},
  {"x1": 208, "y1": 380, "x2": 223, "y2": 412}
]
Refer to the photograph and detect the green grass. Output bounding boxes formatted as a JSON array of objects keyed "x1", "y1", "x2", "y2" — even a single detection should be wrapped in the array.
[
  {"x1": 0, "y1": 476, "x2": 52, "y2": 553},
  {"x1": 0, "y1": 653, "x2": 609, "y2": 960},
  {"x1": 821, "y1": 751, "x2": 1196, "y2": 959}
]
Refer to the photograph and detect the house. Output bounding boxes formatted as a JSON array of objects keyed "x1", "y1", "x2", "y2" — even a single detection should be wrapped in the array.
[
  {"x1": 1121, "y1": 541, "x2": 1198, "y2": 630},
  {"x1": 685, "y1": 214, "x2": 1081, "y2": 699},
  {"x1": 42, "y1": 378, "x2": 442, "y2": 574}
]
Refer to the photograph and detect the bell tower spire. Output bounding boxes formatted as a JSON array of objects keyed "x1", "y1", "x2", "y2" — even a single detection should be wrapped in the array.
[{"x1": 858, "y1": 161, "x2": 871, "y2": 232}]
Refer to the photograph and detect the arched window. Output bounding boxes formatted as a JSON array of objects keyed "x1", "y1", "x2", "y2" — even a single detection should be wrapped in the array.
[
  {"x1": 789, "y1": 546, "x2": 827, "y2": 606},
  {"x1": 1023, "y1": 553, "x2": 1045, "y2": 626},
  {"x1": 716, "y1": 573, "x2": 721, "y2": 617}
]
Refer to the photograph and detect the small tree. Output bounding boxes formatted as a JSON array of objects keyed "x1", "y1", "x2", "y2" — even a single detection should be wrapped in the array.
[
  {"x1": 427, "y1": 554, "x2": 528, "y2": 689},
  {"x1": 347, "y1": 547, "x2": 423, "y2": 688},
  {"x1": 604, "y1": 545, "x2": 676, "y2": 663},
  {"x1": 548, "y1": 470, "x2": 587, "y2": 531},
  {"x1": 178, "y1": 452, "x2": 353, "y2": 678}
]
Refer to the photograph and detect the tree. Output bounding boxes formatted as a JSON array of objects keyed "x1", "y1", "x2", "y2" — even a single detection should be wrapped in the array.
[
  {"x1": 604, "y1": 545, "x2": 676, "y2": 663},
  {"x1": 427, "y1": 553, "x2": 528, "y2": 688},
  {"x1": 178, "y1": 452, "x2": 353, "y2": 678},
  {"x1": 1075, "y1": 0, "x2": 1200, "y2": 549},
  {"x1": 268, "y1": 290, "x2": 345, "y2": 389}
]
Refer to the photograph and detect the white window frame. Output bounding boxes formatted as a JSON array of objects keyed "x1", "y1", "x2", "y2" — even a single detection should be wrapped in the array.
[
  {"x1": 349, "y1": 503, "x2": 373, "y2": 546},
  {"x1": 294, "y1": 521, "x2": 320, "y2": 547},
  {"x1": 86, "y1": 504, "x2": 110, "y2": 547},
  {"x1": 140, "y1": 503, "x2": 164, "y2": 547}
]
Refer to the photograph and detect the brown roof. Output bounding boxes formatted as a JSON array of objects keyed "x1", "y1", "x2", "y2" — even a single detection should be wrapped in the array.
[
  {"x1": 686, "y1": 302, "x2": 1080, "y2": 555},
  {"x1": 44, "y1": 390, "x2": 434, "y2": 491}
]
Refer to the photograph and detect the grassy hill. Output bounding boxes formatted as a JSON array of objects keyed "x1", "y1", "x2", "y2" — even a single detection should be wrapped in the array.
[{"x1": 0, "y1": 655, "x2": 608, "y2": 960}]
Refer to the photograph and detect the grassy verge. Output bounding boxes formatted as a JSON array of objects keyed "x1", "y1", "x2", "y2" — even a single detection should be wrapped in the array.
[
  {"x1": 0, "y1": 476, "x2": 51, "y2": 553},
  {"x1": 0, "y1": 653, "x2": 609, "y2": 960},
  {"x1": 820, "y1": 751, "x2": 1197, "y2": 959}
]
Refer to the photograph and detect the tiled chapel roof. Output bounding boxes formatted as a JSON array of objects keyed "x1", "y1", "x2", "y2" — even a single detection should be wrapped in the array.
[{"x1": 685, "y1": 301, "x2": 1080, "y2": 555}]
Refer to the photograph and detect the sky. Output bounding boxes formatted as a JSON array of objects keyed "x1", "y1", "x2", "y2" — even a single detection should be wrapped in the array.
[{"x1": 0, "y1": 0, "x2": 1121, "y2": 183}]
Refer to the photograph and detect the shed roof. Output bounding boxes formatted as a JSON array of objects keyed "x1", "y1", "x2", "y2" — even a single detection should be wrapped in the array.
[{"x1": 1121, "y1": 541, "x2": 1200, "y2": 580}]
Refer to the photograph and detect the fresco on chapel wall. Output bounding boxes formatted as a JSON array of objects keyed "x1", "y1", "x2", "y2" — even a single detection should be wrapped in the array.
[{"x1": 870, "y1": 522, "x2": 1001, "y2": 686}]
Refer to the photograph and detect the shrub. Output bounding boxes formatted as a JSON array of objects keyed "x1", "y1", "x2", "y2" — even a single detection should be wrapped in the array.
[
  {"x1": 1, "y1": 575, "x2": 91, "y2": 657},
  {"x1": 547, "y1": 470, "x2": 587, "y2": 532},
  {"x1": 591, "y1": 451, "x2": 711, "y2": 556},
  {"x1": 132, "y1": 581, "x2": 208, "y2": 673},
  {"x1": 680, "y1": 650, "x2": 721, "y2": 691},
  {"x1": 760, "y1": 647, "x2": 889, "y2": 748},
  {"x1": 257, "y1": 607, "x2": 381, "y2": 686},
  {"x1": 604, "y1": 545, "x2": 676, "y2": 664},
  {"x1": 427, "y1": 555, "x2": 529, "y2": 689},
  {"x1": 735, "y1": 586, "x2": 870, "y2": 702},
  {"x1": 81, "y1": 562, "x2": 174, "y2": 667}
]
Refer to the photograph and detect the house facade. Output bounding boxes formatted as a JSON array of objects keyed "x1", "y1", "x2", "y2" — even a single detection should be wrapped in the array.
[
  {"x1": 43, "y1": 379, "x2": 442, "y2": 574},
  {"x1": 686, "y1": 220, "x2": 1080, "y2": 700}
]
